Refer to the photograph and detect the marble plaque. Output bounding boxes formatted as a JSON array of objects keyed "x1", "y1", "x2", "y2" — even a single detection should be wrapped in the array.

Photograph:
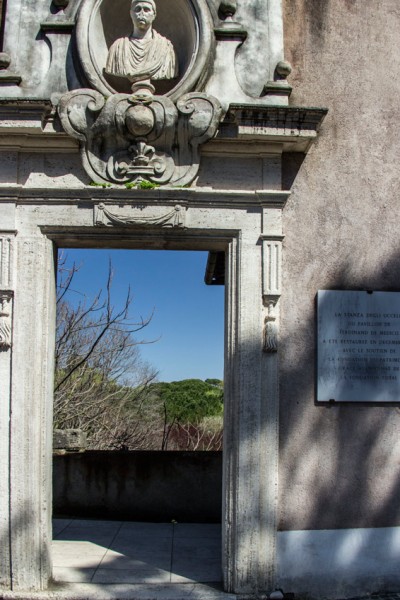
[{"x1": 317, "y1": 290, "x2": 400, "y2": 402}]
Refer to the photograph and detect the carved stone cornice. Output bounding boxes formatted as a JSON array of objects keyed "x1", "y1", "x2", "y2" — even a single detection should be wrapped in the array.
[
  {"x1": 57, "y1": 90, "x2": 223, "y2": 187},
  {"x1": 0, "y1": 100, "x2": 326, "y2": 155},
  {"x1": 218, "y1": 105, "x2": 328, "y2": 152},
  {"x1": 0, "y1": 186, "x2": 290, "y2": 209}
]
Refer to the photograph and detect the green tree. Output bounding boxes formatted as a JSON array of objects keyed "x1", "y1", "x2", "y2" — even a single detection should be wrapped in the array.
[
  {"x1": 157, "y1": 379, "x2": 223, "y2": 423},
  {"x1": 149, "y1": 379, "x2": 223, "y2": 450}
]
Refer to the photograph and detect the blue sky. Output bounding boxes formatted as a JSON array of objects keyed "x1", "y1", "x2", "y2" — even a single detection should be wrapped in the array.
[{"x1": 58, "y1": 249, "x2": 224, "y2": 382}]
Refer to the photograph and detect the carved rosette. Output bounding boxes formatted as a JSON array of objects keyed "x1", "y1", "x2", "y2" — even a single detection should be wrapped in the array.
[
  {"x1": 57, "y1": 90, "x2": 222, "y2": 187},
  {"x1": 0, "y1": 292, "x2": 13, "y2": 350}
]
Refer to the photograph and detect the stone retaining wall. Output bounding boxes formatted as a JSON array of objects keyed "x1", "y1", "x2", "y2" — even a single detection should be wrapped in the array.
[{"x1": 53, "y1": 450, "x2": 222, "y2": 523}]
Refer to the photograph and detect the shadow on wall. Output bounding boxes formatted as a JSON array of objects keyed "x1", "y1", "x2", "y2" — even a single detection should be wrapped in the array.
[
  {"x1": 279, "y1": 248, "x2": 400, "y2": 532},
  {"x1": 4, "y1": 250, "x2": 400, "y2": 596},
  {"x1": 53, "y1": 451, "x2": 222, "y2": 523},
  {"x1": 0, "y1": 503, "x2": 51, "y2": 590}
]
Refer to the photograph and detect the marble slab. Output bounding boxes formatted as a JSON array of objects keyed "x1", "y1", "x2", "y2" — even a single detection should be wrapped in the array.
[{"x1": 317, "y1": 290, "x2": 400, "y2": 402}]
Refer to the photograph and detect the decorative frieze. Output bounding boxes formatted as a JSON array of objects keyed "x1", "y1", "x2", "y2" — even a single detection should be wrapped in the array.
[{"x1": 94, "y1": 203, "x2": 187, "y2": 228}]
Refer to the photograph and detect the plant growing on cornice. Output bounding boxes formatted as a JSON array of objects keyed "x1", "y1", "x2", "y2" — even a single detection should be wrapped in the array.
[
  {"x1": 89, "y1": 181, "x2": 112, "y2": 188},
  {"x1": 125, "y1": 180, "x2": 160, "y2": 190}
]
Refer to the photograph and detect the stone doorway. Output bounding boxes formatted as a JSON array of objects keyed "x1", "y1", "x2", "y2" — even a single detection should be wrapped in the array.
[{"x1": 3, "y1": 192, "x2": 282, "y2": 595}]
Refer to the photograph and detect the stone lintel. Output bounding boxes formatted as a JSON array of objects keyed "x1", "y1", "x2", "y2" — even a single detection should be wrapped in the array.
[{"x1": 0, "y1": 186, "x2": 291, "y2": 207}]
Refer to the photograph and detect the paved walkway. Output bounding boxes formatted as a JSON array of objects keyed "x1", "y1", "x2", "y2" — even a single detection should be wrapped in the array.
[
  {"x1": 3, "y1": 521, "x2": 399, "y2": 600},
  {"x1": 52, "y1": 518, "x2": 222, "y2": 585}
]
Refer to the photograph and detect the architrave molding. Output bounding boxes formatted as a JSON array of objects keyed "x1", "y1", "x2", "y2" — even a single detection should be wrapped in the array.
[{"x1": 0, "y1": 101, "x2": 327, "y2": 156}]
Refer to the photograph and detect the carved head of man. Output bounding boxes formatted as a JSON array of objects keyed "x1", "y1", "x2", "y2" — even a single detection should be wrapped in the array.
[{"x1": 130, "y1": 0, "x2": 156, "y2": 34}]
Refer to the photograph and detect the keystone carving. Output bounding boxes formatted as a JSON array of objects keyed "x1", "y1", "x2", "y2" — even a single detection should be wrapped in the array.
[
  {"x1": 57, "y1": 89, "x2": 222, "y2": 187},
  {"x1": 0, "y1": 292, "x2": 12, "y2": 350}
]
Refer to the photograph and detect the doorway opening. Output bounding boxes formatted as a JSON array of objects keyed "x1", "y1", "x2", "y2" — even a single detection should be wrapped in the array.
[{"x1": 52, "y1": 247, "x2": 225, "y2": 586}]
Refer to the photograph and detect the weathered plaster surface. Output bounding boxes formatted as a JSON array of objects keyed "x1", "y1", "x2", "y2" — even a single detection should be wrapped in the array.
[
  {"x1": 235, "y1": 0, "x2": 284, "y2": 96},
  {"x1": 279, "y1": 0, "x2": 400, "y2": 531}
]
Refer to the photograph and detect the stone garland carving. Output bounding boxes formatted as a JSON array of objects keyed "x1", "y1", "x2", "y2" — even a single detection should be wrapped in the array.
[
  {"x1": 57, "y1": 89, "x2": 222, "y2": 187},
  {"x1": 95, "y1": 203, "x2": 186, "y2": 228},
  {"x1": 0, "y1": 292, "x2": 13, "y2": 350}
]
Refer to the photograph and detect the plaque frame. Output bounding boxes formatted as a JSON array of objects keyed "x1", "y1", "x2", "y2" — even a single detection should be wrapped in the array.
[{"x1": 317, "y1": 290, "x2": 400, "y2": 404}]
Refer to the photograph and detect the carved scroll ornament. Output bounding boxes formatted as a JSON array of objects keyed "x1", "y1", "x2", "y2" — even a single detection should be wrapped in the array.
[{"x1": 57, "y1": 90, "x2": 222, "y2": 187}]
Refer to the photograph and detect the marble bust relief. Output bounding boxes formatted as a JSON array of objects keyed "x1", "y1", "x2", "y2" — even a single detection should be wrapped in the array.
[
  {"x1": 105, "y1": 0, "x2": 178, "y2": 93},
  {"x1": 76, "y1": 0, "x2": 213, "y2": 100}
]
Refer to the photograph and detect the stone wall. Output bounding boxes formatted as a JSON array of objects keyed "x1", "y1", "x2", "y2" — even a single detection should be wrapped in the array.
[
  {"x1": 53, "y1": 451, "x2": 222, "y2": 523},
  {"x1": 279, "y1": 0, "x2": 400, "y2": 530}
]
